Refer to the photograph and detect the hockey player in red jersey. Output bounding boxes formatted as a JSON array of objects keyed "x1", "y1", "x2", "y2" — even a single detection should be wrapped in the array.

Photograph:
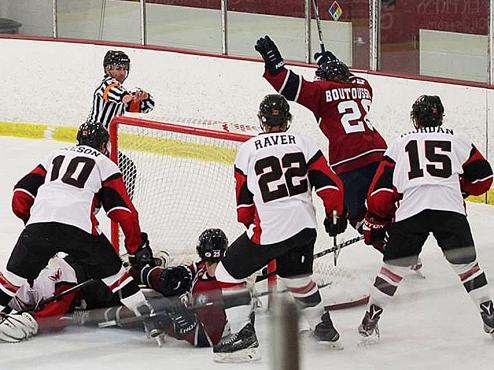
[
  {"x1": 359, "y1": 95, "x2": 494, "y2": 340},
  {"x1": 0, "y1": 121, "x2": 162, "y2": 342},
  {"x1": 130, "y1": 228, "x2": 229, "y2": 347},
  {"x1": 212, "y1": 94, "x2": 347, "y2": 362},
  {"x1": 255, "y1": 35, "x2": 387, "y2": 233}
]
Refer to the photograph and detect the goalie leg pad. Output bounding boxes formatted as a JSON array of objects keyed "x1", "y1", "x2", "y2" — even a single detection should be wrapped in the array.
[{"x1": 0, "y1": 313, "x2": 39, "y2": 342}]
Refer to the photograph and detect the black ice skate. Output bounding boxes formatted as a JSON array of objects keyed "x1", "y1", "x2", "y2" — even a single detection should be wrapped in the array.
[
  {"x1": 313, "y1": 311, "x2": 343, "y2": 350},
  {"x1": 358, "y1": 304, "x2": 383, "y2": 341},
  {"x1": 213, "y1": 322, "x2": 260, "y2": 363},
  {"x1": 136, "y1": 303, "x2": 166, "y2": 344},
  {"x1": 480, "y1": 300, "x2": 494, "y2": 337}
]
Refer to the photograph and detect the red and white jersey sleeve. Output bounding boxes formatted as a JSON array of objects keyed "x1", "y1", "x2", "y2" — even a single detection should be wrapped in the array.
[
  {"x1": 235, "y1": 131, "x2": 344, "y2": 244},
  {"x1": 10, "y1": 258, "x2": 77, "y2": 312},
  {"x1": 263, "y1": 68, "x2": 387, "y2": 174},
  {"x1": 12, "y1": 164, "x2": 47, "y2": 223},
  {"x1": 24, "y1": 145, "x2": 141, "y2": 253},
  {"x1": 368, "y1": 127, "x2": 493, "y2": 222}
]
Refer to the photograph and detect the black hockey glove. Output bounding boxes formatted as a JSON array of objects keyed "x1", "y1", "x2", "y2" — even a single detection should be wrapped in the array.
[
  {"x1": 168, "y1": 305, "x2": 198, "y2": 336},
  {"x1": 254, "y1": 35, "x2": 285, "y2": 75},
  {"x1": 314, "y1": 51, "x2": 338, "y2": 65},
  {"x1": 128, "y1": 232, "x2": 156, "y2": 269},
  {"x1": 158, "y1": 266, "x2": 193, "y2": 297},
  {"x1": 324, "y1": 209, "x2": 348, "y2": 237},
  {"x1": 362, "y1": 213, "x2": 390, "y2": 253}
]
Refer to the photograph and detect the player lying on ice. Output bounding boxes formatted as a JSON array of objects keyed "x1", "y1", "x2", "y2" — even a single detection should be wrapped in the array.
[{"x1": 0, "y1": 229, "x2": 232, "y2": 348}]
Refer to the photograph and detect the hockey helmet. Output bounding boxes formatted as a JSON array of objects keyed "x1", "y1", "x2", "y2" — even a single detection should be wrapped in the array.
[
  {"x1": 77, "y1": 120, "x2": 109, "y2": 150},
  {"x1": 411, "y1": 95, "x2": 444, "y2": 128},
  {"x1": 257, "y1": 94, "x2": 292, "y2": 131},
  {"x1": 196, "y1": 228, "x2": 228, "y2": 263},
  {"x1": 315, "y1": 59, "x2": 351, "y2": 82},
  {"x1": 103, "y1": 50, "x2": 130, "y2": 70}
]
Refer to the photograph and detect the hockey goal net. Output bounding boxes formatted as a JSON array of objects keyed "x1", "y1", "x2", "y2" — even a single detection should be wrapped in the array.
[{"x1": 109, "y1": 116, "x2": 369, "y2": 309}]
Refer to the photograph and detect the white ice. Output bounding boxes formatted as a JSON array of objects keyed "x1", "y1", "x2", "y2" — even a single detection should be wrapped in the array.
[{"x1": 1, "y1": 136, "x2": 493, "y2": 370}]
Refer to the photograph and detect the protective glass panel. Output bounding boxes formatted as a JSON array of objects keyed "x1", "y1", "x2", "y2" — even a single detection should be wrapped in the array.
[
  {"x1": 379, "y1": 1, "x2": 488, "y2": 83},
  {"x1": 145, "y1": 0, "x2": 222, "y2": 53},
  {"x1": 0, "y1": 0, "x2": 51, "y2": 36},
  {"x1": 57, "y1": 0, "x2": 140, "y2": 43}
]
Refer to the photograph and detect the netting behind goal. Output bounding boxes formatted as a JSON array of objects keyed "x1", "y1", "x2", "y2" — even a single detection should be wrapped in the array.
[{"x1": 110, "y1": 116, "x2": 369, "y2": 309}]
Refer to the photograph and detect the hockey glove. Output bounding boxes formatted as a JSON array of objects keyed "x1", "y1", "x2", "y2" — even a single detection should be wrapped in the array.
[
  {"x1": 158, "y1": 266, "x2": 193, "y2": 297},
  {"x1": 128, "y1": 232, "x2": 156, "y2": 269},
  {"x1": 324, "y1": 209, "x2": 348, "y2": 237},
  {"x1": 254, "y1": 35, "x2": 285, "y2": 75},
  {"x1": 314, "y1": 51, "x2": 338, "y2": 65},
  {"x1": 168, "y1": 308, "x2": 198, "y2": 336},
  {"x1": 0, "y1": 312, "x2": 39, "y2": 343},
  {"x1": 362, "y1": 214, "x2": 390, "y2": 253}
]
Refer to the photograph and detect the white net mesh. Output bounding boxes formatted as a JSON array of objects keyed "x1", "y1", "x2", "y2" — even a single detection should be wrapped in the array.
[{"x1": 111, "y1": 117, "x2": 369, "y2": 308}]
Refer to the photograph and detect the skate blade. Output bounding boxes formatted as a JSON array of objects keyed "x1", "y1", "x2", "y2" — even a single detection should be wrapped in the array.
[
  {"x1": 213, "y1": 347, "x2": 261, "y2": 363},
  {"x1": 358, "y1": 333, "x2": 380, "y2": 347},
  {"x1": 316, "y1": 339, "x2": 344, "y2": 350}
]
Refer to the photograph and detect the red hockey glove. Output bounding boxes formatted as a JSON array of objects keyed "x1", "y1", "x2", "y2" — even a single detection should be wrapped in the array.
[{"x1": 362, "y1": 214, "x2": 390, "y2": 253}]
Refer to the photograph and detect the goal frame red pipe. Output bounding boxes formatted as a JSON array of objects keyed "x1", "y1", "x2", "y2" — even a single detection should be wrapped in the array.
[{"x1": 108, "y1": 115, "x2": 277, "y2": 288}]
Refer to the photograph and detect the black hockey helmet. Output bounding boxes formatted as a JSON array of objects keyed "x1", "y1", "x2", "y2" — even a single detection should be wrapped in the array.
[
  {"x1": 411, "y1": 95, "x2": 444, "y2": 128},
  {"x1": 77, "y1": 120, "x2": 109, "y2": 150},
  {"x1": 315, "y1": 59, "x2": 351, "y2": 82},
  {"x1": 103, "y1": 50, "x2": 130, "y2": 70},
  {"x1": 257, "y1": 94, "x2": 292, "y2": 131},
  {"x1": 196, "y1": 228, "x2": 228, "y2": 263}
]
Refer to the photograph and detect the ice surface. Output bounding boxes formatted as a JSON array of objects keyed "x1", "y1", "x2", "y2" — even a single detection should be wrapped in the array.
[{"x1": 1, "y1": 137, "x2": 493, "y2": 370}]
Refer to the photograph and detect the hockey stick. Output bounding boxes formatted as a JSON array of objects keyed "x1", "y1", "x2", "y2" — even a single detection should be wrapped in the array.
[
  {"x1": 311, "y1": 0, "x2": 326, "y2": 53},
  {"x1": 34, "y1": 279, "x2": 97, "y2": 311},
  {"x1": 332, "y1": 210, "x2": 340, "y2": 266},
  {"x1": 96, "y1": 280, "x2": 333, "y2": 329},
  {"x1": 255, "y1": 235, "x2": 364, "y2": 283}
]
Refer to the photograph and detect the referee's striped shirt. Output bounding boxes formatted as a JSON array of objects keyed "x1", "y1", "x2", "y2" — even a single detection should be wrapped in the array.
[{"x1": 89, "y1": 75, "x2": 155, "y2": 131}]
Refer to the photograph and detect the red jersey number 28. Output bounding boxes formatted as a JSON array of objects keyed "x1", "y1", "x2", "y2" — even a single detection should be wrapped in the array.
[{"x1": 338, "y1": 99, "x2": 373, "y2": 133}]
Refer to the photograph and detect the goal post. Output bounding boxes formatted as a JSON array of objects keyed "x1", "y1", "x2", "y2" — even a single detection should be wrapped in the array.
[{"x1": 109, "y1": 115, "x2": 368, "y2": 309}]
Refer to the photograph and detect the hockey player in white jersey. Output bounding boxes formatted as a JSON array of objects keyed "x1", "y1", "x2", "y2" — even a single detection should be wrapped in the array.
[
  {"x1": 213, "y1": 94, "x2": 348, "y2": 362},
  {"x1": 359, "y1": 95, "x2": 494, "y2": 340},
  {"x1": 0, "y1": 121, "x2": 162, "y2": 342}
]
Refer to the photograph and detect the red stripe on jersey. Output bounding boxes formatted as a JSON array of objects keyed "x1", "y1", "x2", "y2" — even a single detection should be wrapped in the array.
[
  {"x1": 289, "y1": 280, "x2": 317, "y2": 295},
  {"x1": 33, "y1": 283, "x2": 78, "y2": 332},
  {"x1": 380, "y1": 267, "x2": 403, "y2": 283},
  {"x1": 217, "y1": 281, "x2": 246, "y2": 289},
  {"x1": 11, "y1": 189, "x2": 34, "y2": 223},
  {"x1": 308, "y1": 154, "x2": 344, "y2": 215},
  {"x1": 367, "y1": 159, "x2": 397, "y2": 220},
  {"x1": 235, "y1": 168, "x2": 255, "y2": 227},
  {"x1": 0, "y1": 272, "x2": 20, "y2": 294},
  {"x1": 31, "y1": 165, "x2": 47, "y2": 177},
  {"x1": 103, "y1": 176, "x2": 142, "y2": 254},
  {"x1": 251, "y1": 207, "x2": 262, "y2": 244},
  {"x1": 110, "y1": 271, "x2": 132, "y2": 291},
  {"x1": 237, "y1": 204, "x2": 255, "y2": 228},
  {"x1": 459, "y1": 263, "x2": 480, "y2": 282}
]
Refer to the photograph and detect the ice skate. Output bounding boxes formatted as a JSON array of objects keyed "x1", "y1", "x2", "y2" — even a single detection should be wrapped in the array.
[
  {"x1": 358, "y1": 304, "x2": 382, "y2": 345},
  {"x1": 213, "y1": 322, "x2": 260, "y2": 363},
  {"x1": 313, "y1": 311, "x2": 343, "y2": 350},
  {"x1": 480, "y1": 300, "x2": 494, "y2": 337},
  {"x1": 410, "y1": 257, "x2": 425, "y2": 279}
]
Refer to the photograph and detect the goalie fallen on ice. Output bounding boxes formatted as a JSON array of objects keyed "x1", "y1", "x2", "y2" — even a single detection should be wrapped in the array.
[{"x1": 0, "y1": 229, "x2": 231, "y2": 347}]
